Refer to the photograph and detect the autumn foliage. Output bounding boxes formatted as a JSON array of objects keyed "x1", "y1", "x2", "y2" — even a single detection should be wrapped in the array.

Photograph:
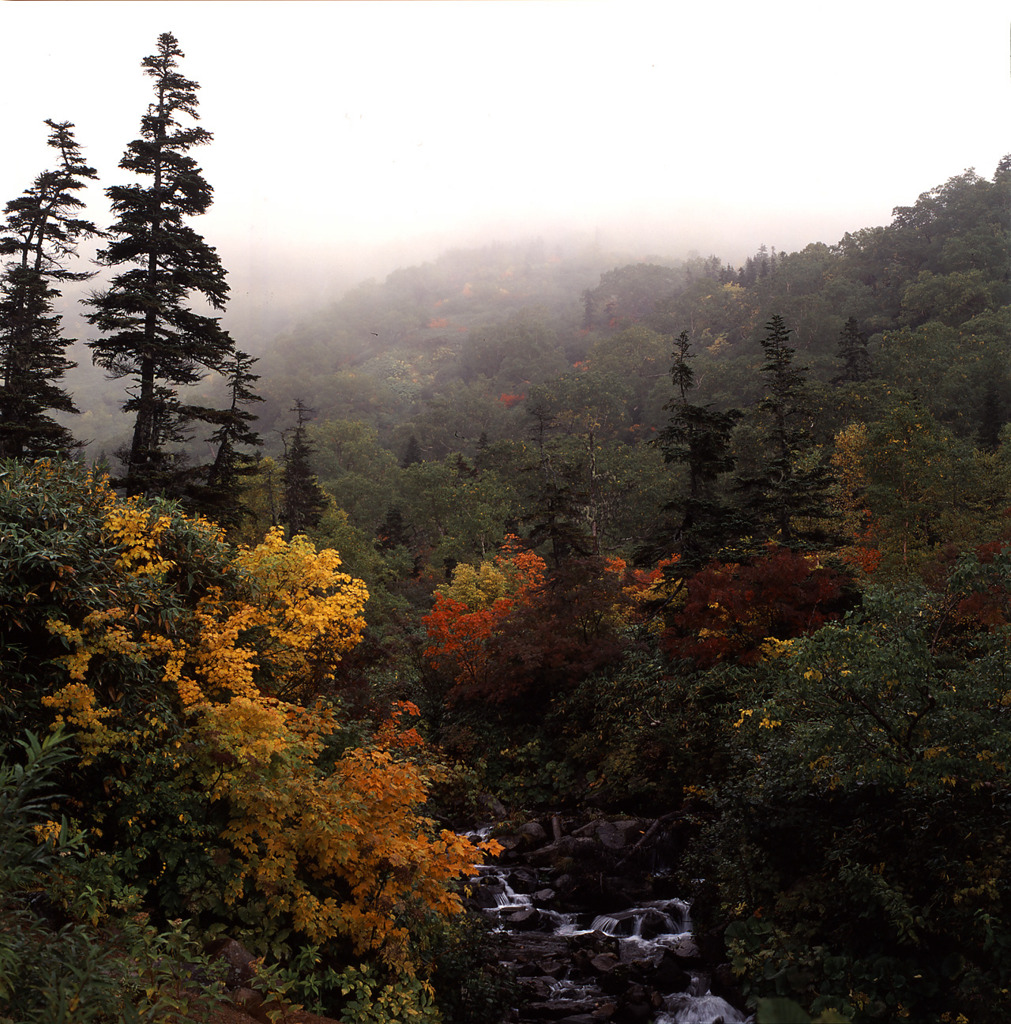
[
  {"x1": 422, "y1": 537, "x2": 546, "y2": 698},
  {"x1": 423, "y1": 539, "x2": 645, "y2": 703},
  {"x1": 662, "y1": 547, "x2": 853, "y2": 666},
  {"x1": 0, "y1": 461, "x2": 491, "y2": 1002}
]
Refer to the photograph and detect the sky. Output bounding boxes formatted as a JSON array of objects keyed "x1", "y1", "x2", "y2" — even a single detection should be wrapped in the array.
[{"x1": 1, "y1": 0, "x2": 1008, "y2": 321}]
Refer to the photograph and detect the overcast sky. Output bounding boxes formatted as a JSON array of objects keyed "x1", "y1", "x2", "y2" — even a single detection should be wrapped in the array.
[{"x1": 2, "y1": 0, "x2": 1008, "y2": 313}]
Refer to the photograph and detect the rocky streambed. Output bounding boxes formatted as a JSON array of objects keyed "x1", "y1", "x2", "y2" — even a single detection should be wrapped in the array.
[{"x1": 465, "y1": 816, "x2": 752, "y2": 1024}]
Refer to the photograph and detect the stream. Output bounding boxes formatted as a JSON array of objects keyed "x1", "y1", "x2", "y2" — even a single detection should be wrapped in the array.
[{"x1": 466, "y1": 827, "x2": 753, "y2": 1024}]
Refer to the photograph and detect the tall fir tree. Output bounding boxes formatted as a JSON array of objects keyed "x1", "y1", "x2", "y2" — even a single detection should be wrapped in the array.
[
  {"x1": 0, "y1": 121, "x2": 100, "y2": 459},
  {"x1": 834, "y1": 316, "x2": 872, "y2": 384},
  {"x1": 739, "y1": 315, "x2": 836, "y2": 548},
  {"x1": 400, "y1": 433, "x2": 423, "y2": 468},
  {"x1": 86, "y1": 32, "x2": 237, "y2": 497},
  {"x1": 651, "y1": 330, "x2": 742, "y2": 571},
  {"x1": 282, "y1": 400, "x2": 327, "y2": 538},
  {"x1": 189, "y1": 349, "x2": 263, "y2": 526},
  {"x1": 521, "y1": 395, "x2": 592, "y2": 566}
]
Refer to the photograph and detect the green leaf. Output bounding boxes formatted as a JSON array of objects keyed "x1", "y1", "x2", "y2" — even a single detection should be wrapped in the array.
[
  {"x1": 813, "y1": 1011, "x2": 852, "y2": 1023},
  {"x1": 756, "y1": 997, "x2": 811, "y2": 1023}
]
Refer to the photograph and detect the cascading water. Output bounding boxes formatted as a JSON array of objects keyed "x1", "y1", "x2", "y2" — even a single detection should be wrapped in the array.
[{"x1": 468, "y1": 852, "x2": 753, "y2": 1024}]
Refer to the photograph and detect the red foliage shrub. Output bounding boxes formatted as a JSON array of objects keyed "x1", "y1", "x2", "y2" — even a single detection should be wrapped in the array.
[{"x1": 662, "y1": 547, "x2": 852, "y2": 667}]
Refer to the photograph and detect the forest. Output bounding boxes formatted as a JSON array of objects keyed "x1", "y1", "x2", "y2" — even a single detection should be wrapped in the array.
[{"x1": 1, "y1": 31, "x2": 1010, "y2": 1024}]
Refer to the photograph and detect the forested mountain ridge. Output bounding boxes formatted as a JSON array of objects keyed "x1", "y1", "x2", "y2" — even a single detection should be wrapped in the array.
[
  {"x1": 253, "y1": 159, "x2": 1009, "y2": 452},
  {"x1": 226, "y1": 158, "x2": 1010, "y2": 607}
]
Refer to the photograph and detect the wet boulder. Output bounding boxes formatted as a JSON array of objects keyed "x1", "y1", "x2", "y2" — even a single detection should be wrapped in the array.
[{"x1": 505, "y1": 906, "x2": 543, "y2": 930}]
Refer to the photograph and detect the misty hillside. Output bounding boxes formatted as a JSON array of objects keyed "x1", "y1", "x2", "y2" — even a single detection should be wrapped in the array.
[
  {"x1": 6, "y1": 14, "x2": 1011, "y2": 1024},
  {"x1": 246, "y1": 161, "x2": 1009, "y2": 454},
  {"x1": 65, "y1": 160, "x2": 1009, "y2": 475}
]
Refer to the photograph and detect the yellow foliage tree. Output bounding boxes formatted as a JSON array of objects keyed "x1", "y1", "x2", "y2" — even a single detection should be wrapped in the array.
[{"x1": 20, "y1": 469, "x2": 491, "y2": 980}]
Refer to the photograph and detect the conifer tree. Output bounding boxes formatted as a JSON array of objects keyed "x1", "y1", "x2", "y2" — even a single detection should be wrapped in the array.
[
  {"x1": 740, "y1": 315, "x2": 835, "y2": 548},
  {"x1": 401, "y1": 433, "x2": 422, "y2": 468},
  {"x1": 282, "y1": 400, "x2": 327, "y2": 537},
  {"x1": 0, "y1": 121, "x2": 100, "y2": 459},
  {"x1": 652, "y1": 330, "x2": 741, "y2": 571},
  {"x1": 834, "y1": 316, "x2": 872, "y2": 383},
  {"x1": 86, "y1": 33, "x2": 236, "y2": 497},
  {"x1": 190, "y1": 349, "x2": 263, "y2": 525},
  {"x1": 521, "y1": 396, "x2": 592, "y2": 566}
]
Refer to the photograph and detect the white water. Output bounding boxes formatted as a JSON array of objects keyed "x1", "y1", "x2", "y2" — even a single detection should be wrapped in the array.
[{"x1": 471, "y1": 857, "x2": 753, "y2": 1023}]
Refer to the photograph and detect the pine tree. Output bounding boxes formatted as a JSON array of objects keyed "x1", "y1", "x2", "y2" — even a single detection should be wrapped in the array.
[
  {"x1": 401, "y1": 433, "x2": 422, "y2": 468},
  {"x1": 190, "y1": 349, "x2": 263, "y2": 525},
  {"x1": 651, "y1": 330, "x2": 742, "y2": 571},
  {"x1": 86, "y1": 33, "x2": 236, "y2": 497},
  {"x1": 521, "y1": 396, "x2": 592, "y2": 566},
  {"x1": 0, "y1": 121, "x2": 100, "y2": 459},
  {"x1": 740, "y1": 315, "x2": 836, "y2": 548},
  {"x1": 282, "y1": 400, "x2": 327, "y2": 537},
  {"x1": 834, "y1": 316, "x2": 872, "y2": 384}
]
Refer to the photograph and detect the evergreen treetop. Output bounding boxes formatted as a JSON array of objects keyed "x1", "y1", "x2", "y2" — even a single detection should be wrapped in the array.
[
  {"x1": 739, "y1": 315, "x2": 837, "y2": 549},
  {"x1": 0, "y1": 120, "x2": 100, "y2": 459},
  {"x1": 87, "y1": 32, "x2": 237, "y2": 498}
]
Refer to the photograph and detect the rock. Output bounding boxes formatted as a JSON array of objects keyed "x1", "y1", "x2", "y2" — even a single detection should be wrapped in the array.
[
  {"x1": 525, "y1": 998, "x2": 605, "y2": 1021},
  {"x1": 596, "y1": 965, "x2": 631, "y2": 997},
  {"x1": 534, "y1": 888, "x2": 557, "y2": 902},
  {"x1": 510, "y1": 867, "x2": 540, "y2": 892},
  {"x1": 666, "y1": 934, "x2": 701, "y2": 961},
  {"x1": 710, "y1": 961, "x2": 746, "y2": 1007},
  {"x1": 554, "y1": 873, "x2": 577, "y2": 896},
  {"x1": 571, "y1": 836, "x2": 600, "y2": 859},
  {"x1": 230, "y1": 987, "x2": 263, "y2": 1015},
  {"x1": 540, "y1": 958, "x2": 569, "y2": 979},
  {"x1": 641, "y1": 908, "x2": 678, "y2": 940},
  {"x1": 469, "y1": 879, "x2": 505, "y2": 909},
  {"x1": 695, "y1": 925, "x2": 727, "y2": 965},
  {"x1": 614, "y1": 983, "x2": 653, "y2": 1024},
  {"x1": 518, "y1": 820, "x2": 549, "y2": 846},
  {"x1": 589, "y1": 952, "x2": 620, "y2": 974},
  {"x1": 652, "y1": 950, "x2": 692, "y2": 993},
  {"x1": 230, "y1": 988, "x2": 287, "y2": 1024},
  {"x1": 596, "y1": 820, "x2": 642, "y2": 851},
  {"x1": 478, "y1": 793, "x2": 507, "y2": 818},
  {"x1": 505, "y1": 907, "x2": 542, "y2": 930},
  {"x1": 209, "y1": 937, "x2": 258, "y2": 988}
]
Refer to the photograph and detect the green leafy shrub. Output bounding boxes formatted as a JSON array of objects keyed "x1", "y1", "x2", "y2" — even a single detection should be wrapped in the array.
[
  {"x1": 0, "y1": 728, "x2": 224, "y2": 1024},
  {"x1": 701, "y1": 583, "x2": 1011, "y2": 1022}
]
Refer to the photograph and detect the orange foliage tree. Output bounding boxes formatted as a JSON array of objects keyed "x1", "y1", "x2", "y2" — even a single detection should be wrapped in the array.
[
  {"x1": 830, "y1": 422, "x2": 882, "y2": 575},
  {"x1": 422, "y1": 537, "x2": 546, "y2": 697},
  {"x1": 423, "y1": 540, "x2": 645, "y2": 705}
]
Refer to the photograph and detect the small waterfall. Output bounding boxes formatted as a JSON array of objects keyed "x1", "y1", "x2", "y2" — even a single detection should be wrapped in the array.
[
  {"x1": 468, "y1": 850, "x2": 753, "y2": 1023},
  {"x1": 659, "y1": 991, "x2": 751, "y2": 1024}
]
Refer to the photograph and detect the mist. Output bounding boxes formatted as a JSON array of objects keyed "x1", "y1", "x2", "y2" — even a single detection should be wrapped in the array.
[
  {"x1": 2, "y1": 0, "x2": 1007, "y2": 461},
  {"x1": 4, "y1": 1, "x2": 1006, "y2": 337}
]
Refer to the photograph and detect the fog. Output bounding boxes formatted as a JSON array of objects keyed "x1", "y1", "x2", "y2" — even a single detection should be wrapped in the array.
[{"x1": 2, "y1": 0, "x2": 1008, "y2": 339}]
